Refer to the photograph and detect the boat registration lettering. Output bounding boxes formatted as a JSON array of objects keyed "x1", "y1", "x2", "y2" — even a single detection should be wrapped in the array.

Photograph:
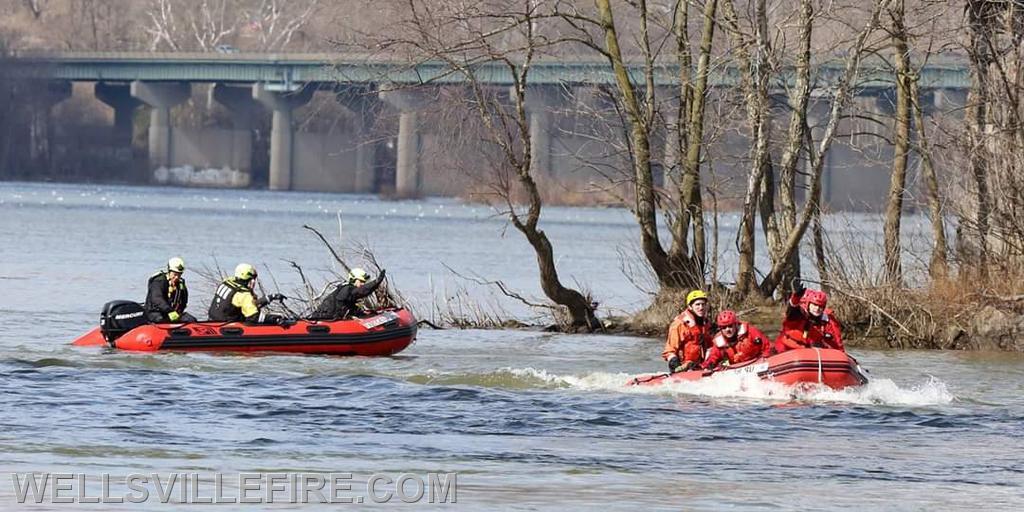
[
  {"x1": 748, "y1": 362, "x2": 769, "y2": 374},
  {"x1": 360, "y1": 312, "x2": 399, "y2": 329}
]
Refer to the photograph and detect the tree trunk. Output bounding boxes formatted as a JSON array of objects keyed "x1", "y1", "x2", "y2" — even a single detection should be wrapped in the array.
[
  {"x1": 519, "y1": 222, "x2": 600, "y2": 330},
  {"x1": 909, "y1": 70, "x2": 948, "y2": 279},
  {"x1": 595, "y1": 0, "x2": 711, "y2": 290},
  {"x1": 759, "y1": 0, "x2": 891, "y2": 292},
  {"x1": 722, "y1": 0, "x2": 772, "y2": 295},
  {"x1": 768, "y1": 0, "x2": 813, "y2": 294},
  {"x1": 401, "y1": 1, "x2": 599, "y2": 330},
  {"x1": 965, "y1": 0, "x2": 992, "y2": 275},
  {"x1": 883, "y1": 0, "x2": 910, "y2": 287},
  {"x1": 674, "y1": 0, "x2": 717, "y2": 285}
]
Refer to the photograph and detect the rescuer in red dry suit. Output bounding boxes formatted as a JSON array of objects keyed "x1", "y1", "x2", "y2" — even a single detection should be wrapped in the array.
[
  {"x1": 701, "y1": 310, "x2": 771, "y2": 371},
  {"x1": 662, "y1": 290, "x2": 712, "y2": 373},
  {"x1": 774, "y1": 279, "x2": 844, "y2": 354}
]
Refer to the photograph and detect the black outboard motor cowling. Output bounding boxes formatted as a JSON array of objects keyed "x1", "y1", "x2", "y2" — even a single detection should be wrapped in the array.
[{"x1": 100, "y1": 300, "x2": 147, "y2": 346}]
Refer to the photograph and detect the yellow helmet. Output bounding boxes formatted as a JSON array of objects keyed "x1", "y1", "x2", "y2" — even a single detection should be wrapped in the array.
[
  {"x1": 348, "y1": 268, "x2": 370, "y2": 283},
  {"x1": 167, "y1": 257, "x2": 185, "y2": 274},
  {"x1": 686, "y1": 289, "x2": 708, "y2": 305},
  {"x1": 234, "y1": 263, "x2": 257, "y2": 280}
]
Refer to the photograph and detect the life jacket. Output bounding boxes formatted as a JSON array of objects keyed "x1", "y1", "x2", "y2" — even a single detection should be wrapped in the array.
[
  {"x1": 148, "y1": 270, "x2": 187, "y2": 313},
  {"x1": 775, "y1": 307, "x2": 843, "y2": 353},
  {"x1": 731, "y1": 323, "x2": 770, "y2": 362},
  {"x1": 662, "y1": 309, "x2": 711, "y2": 364},
  {"x1": 704, "y1": 322, "x2": 768, "y2": 369},
  {"x1": 208, "y1": 278, "x2": 249, "y2": 322}
]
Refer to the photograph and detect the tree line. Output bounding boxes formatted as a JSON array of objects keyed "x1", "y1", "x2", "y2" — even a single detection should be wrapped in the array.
[{"x1": 2, "y1": 1, "x2": 1023, "y2": 336}]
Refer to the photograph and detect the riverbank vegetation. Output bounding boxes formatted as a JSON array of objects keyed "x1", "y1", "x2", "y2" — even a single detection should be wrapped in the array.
[{"x1": 2, "y1": 1, "x2": 1024, "y2": 349}]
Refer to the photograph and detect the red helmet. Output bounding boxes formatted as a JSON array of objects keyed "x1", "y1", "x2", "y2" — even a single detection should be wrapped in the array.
[
  {"x1": 804, "y1": 289, "x2": 828, "y2": 307},
  {"x1": 716, "y1": 310, "x2": 738, "y2": 327}
]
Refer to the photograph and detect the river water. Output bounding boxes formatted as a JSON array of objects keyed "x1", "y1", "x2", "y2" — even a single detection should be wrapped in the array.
[{"x1": 0, "y1": 182, "x2": 1021, "y2": 510}]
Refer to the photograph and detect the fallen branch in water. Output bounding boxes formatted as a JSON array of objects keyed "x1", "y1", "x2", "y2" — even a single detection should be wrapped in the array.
[
  {"x1": 441, "y1": 262, "x2": 557, "y2": 312},
  {"x1": 417, "y1": 319, "x2": 444, "y2": 330}
]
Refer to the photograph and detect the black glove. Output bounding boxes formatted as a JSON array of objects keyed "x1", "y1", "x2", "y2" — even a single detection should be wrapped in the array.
[
  {"x1": 378, "y1": 268, "x2": 386, "y2": 280},
  {"x1": 268, "y1": 293, "x2": 286, "y2": 302},
  {"x1": 790, "y1": 277, "x2": 806, "y2": 297},
  {"x1": 668, "y1": 356, "x2": 682, "y2": 373},
  {"x1": 257, "y1": 297, "x2": 270, "y2": 307}
]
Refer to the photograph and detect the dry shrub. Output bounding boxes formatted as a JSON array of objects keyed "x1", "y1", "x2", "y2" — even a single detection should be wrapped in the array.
[{"x1": 820, "y1": 212, "x2": 1024, "y2": 349}]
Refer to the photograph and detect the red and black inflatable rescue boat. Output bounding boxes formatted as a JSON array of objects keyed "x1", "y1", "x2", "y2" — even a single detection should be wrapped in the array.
[
  {"x1": 628, "y1": 348, "x2": 868, "y2": 390},
  {"x1": 72, "y1": 301, "x2": 417, "y2": 356}
]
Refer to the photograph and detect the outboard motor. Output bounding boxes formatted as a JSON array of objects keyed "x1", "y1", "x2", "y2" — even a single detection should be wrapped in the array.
[{"x1": 100, "y1": 300, "x2": 147, "y2": 346}]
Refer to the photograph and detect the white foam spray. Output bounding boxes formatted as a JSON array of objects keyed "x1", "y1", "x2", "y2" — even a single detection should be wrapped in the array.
[{"x1": 498, "y1": 367, "x2": 955, "y2": 406}]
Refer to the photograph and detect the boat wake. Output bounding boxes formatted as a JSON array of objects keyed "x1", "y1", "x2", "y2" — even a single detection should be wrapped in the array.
[{"x1": 484, "y1": 367, "x2": 955, "y2": 407}]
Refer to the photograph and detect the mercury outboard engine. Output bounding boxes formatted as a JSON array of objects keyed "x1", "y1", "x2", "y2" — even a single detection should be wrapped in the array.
[{"x1": 99, "y1": 300, "x2": 147, "y2": 346}]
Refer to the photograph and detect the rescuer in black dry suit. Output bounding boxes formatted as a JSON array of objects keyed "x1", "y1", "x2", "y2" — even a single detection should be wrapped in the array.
[
  {"x1": 310, "y1": 267, "x2": 386, "y2": 320},
  {"x1": 144, "y1": 257, "x2": 198, "y2": 323},
  {"x1": 207, "y1": 263, "x2": 289, "y2": 325}
]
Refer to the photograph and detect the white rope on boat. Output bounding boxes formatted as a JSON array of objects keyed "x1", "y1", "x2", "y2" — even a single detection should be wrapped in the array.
[{"x1": 814, "y1": 347, "x2": 823, "y2": 383}]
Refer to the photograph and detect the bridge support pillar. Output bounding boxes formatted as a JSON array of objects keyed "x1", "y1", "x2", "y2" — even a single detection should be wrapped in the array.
[
  {"x1": 379, "y1": 87, "x2": 431, "y2": 198},
  {"x1": 335, "y1": 85, "x2": 379, "y2": 193},
  {"x1": 931, "y1": 88, "x2": 967, "y2": 113},
  {"x1": 29, "y1": 81, "x2": 71, "y2": 165},
  {"x1": 131, "y1": 81, "x2": 190, "y2": 170},
  {"x1": 94, "y1": 83, "x2": 141, "y2": 144},
  {"x1": 212, "y1": 84, "x2": 260, "y2": 173},
  {"x1": 253, "y1": 83, "x2": 314, "y2": 191},
  {"x1": 522, "y1": 85, "x2": 568, "y2": 178}
]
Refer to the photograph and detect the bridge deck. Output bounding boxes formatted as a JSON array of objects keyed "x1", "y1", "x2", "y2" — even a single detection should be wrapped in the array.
[{"x1": 9, "y1": 51, "x2": 969, "y2": 89}]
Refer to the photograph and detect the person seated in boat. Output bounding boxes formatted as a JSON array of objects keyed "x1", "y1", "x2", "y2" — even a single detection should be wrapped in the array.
[
  {"x1": 701, "y1": 310, "x2": 770, "y2": 371},
  {"x1": 310, "y1": 267, "x2": 386, "y2": 320},
  {"x1": 207, "y1": 263, "x2": 289, "y2": 325},
  {"x1": 662, "y1": 290, "x2": 712, "y2": 373},
  {"x1": 774, "y1": 279, "x2": 844, "y2": 353},
  {"x1": 144, "y1": 257, "x2": 197, "y2": 324}
]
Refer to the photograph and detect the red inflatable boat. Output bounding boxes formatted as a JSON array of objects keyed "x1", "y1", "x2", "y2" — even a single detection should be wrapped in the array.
[
  {"x1": 628, "y1": 348, "x2": 868, "y2": 390},
  {"x1": 72, "y1": 307, "x2": 417, "y2": 356}
]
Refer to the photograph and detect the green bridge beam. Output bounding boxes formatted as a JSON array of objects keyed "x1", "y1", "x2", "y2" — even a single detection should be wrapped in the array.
[{"x1": 8, "y1": 51, "x2": 970, "y2": 90}]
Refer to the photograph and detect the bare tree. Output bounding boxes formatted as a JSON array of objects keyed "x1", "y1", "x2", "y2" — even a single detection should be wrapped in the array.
[
  {"x1": 883, "y1": 0, "x2": 911, "y2": 286},
  {"x1": 242, "y1": 0, "x2": 321, "y2": 51},
  {"x1": 145, "y1": 0, "x2": 320, "y2": 52},
  {"x1": 756, "y1": 0, "x2": 893, "y2": 294},
  {"x1": 720, "y1": 0, "x2": 776, "y2": 296},
  {"x1": 552, "y1": 0, "x2": 714, "y2": 292},
  {"x1": 722, "y1": 0, "x2": 891, "y2": 297},
  {"x1": 962, "y1": 0, "x2": 996, "y2": 273},
  {"x1": 368, "y1": 0, "x2": 599, "y2": 329}
]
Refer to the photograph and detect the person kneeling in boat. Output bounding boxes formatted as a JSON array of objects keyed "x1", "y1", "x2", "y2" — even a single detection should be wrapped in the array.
[
  {"x1": 144, "y1": 257, "x2": 197, "y2": 324},
  {"x1": 310, "y1": 267, "x2": 386, "y2": 320},
  {"x1": 662, "y1": 290, "x2": 712, "y2": 373},
  {"x1": 208, "y1": 263, "x2": 289, "y2": 325},
  {"x1": 701, "y1": 310, "x2": 770, "y2": 371},
  {"x1": 774, "y1": 279, "x2": 844, "y2": 353}
]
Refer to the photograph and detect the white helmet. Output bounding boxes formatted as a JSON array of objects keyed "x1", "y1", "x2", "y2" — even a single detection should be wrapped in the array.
[
  {"x1": 348, "y1": 268, "x2": 370, "y2": 283},
  {"x1": 167, "y1": 257, "x2": 185, "y2": 274},
  {"x1": 234, "y1": 263, "x2": 257, "y2": 280}
]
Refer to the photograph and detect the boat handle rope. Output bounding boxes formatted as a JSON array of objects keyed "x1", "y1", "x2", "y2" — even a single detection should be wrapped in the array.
[{"x1": 813, "y1": 347, "x2": 823, "y2": 383}]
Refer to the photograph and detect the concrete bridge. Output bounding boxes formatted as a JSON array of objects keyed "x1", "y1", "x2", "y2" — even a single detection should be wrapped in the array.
[{"x1": 7, "y1": 52, "x2": 970, "y2": 206}]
